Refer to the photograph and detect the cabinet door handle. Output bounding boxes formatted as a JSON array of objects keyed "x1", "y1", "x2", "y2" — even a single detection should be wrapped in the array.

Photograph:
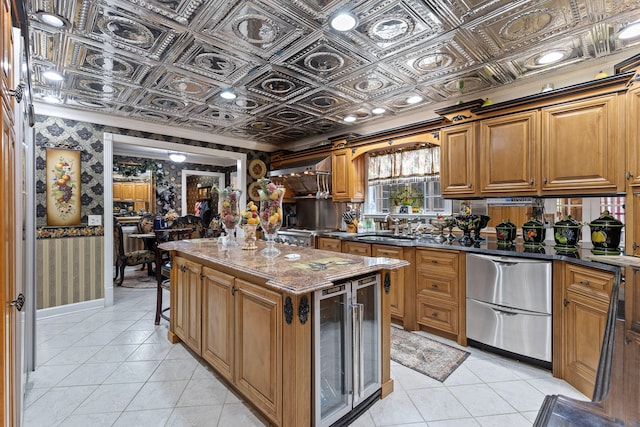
[
  {"x1": 563, "y1": 298, "x2": 570, "y2": 307},
  {"x1": 467, "y1": 183, "x2": 472, "y2": 188},
  {"x1": 579, "y1": 280, "x2": 590, "y2": 286},
  {"x1": 231, "y1": 285, "x2": 238, "y2": 296},
  {"x1": 626, "y1": 171, "x2": 632, "y2": 180},
  {"x1": 529, "y1": 178, "x2": 534, "y2": 185},
  {"x1": 431, "y1": 283, "x2": 439, "y2": 289},
  {"x1": 431, "y1": 260, "x2": 438, "y2": 264},
  {"x1": 543, "y1": 177, "x2": 548, "y2": 184},
  {"x1": 431, "y1": 312, "x2": 439, "y2": 318},
  {"x1": 179, "y1": 264, "x2": 187, "y2": 272},
  {"x1": 633, "y1": 242, "x2": 638, "y2": 251}
]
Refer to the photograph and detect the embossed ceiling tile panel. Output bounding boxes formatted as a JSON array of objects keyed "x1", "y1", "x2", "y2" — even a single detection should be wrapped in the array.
[
  {"x1": 134, "y1": 92, "x2": 198, "y2": 115},
  {"x1": 292, "y1": 88, "x2": 355, "y2": 114},
  {"x1": 245, "y1": 66, "x2": 313, "y2": 101},
  {"x1": 74, "y1": 46, "x2": 152, "y2": 85},
  {"x1": 65, "y1": 97, "x2": 121, "y2": 113},
  {"x1": 342, "y1": 0, "x2": 446, "y2": 59},
  {"x1": 467, "y1": 0, "x2": 578, "y2": 56},
  {"x1": 261, "y1": 105, "x2": 316, "y2": 126},
  {"x1": 432, "y1": 70, "x2": 499, "y2": 97},
  {"x1": 57, "y1": 72, "x2": 138, "y2": 102},
  {"x1": 119, "y1": 0, "x2": 209, "y2": 25},
  {"x1": 151, "y1": 72, "x2": 220, "y2": 102},
  {"x1": 388, "y1": 36, "x2": 475, "y2": 82},
  {"x1": 505, "y1": 35, "x2": 586, "y2": 77},
  {"x1": 130, "y1": 107, "x2": 186, "y2": 123},
  {"x1": 190, "y1": 105, "x2": 243, "y2": 125},
  {"x1": 173, "y1": 39, "x2": 260, "y2": 84},
  {"x1": 229, "y1": 93, "x2": 275, "y2": 115},
  {"x1": 198, "y1": 0, "x2": 311, "y2": 60},
  {"x1": 427, "y1": 0, "x2": 533, "y2": 26},
  {"x1": 76, "y1": 2, "x2": 182, "y2": 61},
  {"x1": 334, "y1": 66, "x2": 407, "y2": 101},
  {"x1": 283, "y1": 35, "x2": 372, "y2": 84},
  {"x1": 237, "y1": 120, "x2": 285, "y2": 134},
  {"x1": 286, "y1": 0, "x2": 365, "y2": 18},
  {"x1": 303, "y1": 117, "x2": 347, "y2": 134}
]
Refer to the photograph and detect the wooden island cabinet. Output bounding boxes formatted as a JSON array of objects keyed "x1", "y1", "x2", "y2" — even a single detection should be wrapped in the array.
[{"x1": 162, "y1": 239, "x2": 408, "y2": 427}]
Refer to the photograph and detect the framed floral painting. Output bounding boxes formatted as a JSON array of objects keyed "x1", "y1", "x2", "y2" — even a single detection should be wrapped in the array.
[{"x1": 46, "y1": 147, "x2": 81, "y2": 226}]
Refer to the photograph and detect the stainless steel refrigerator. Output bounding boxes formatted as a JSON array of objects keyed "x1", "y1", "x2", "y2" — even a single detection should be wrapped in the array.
[{"x1": 314, "y1": 274, "x2": 381, "y2": 427}]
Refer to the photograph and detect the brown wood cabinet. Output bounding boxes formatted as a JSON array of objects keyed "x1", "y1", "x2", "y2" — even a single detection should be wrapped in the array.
[
  {"x1": 626, "y1": 85, "x2": 640, "y2": 187},
  {"x1": 234, "y1": 278, "x2": 283, "y2": 425},
  {"x1": 371, "y1": 245, "x2": 415, "y2": 326},
  {"x1": 415, "y1": 248, "x2": 466, "y2": 345},
  {"x1": 173, "y1": 256, "x2": 202, "y2": 354},
  {"x1": 341, "y1": 240, "x2": 371, "y2": 256},
  {"x1": 541, "y1": 94, "x2": 624, "y2": 194},
  {"x1": 316, "y1": 237, "x2": 341, "y2": 253},
  {"x1": 332, "y1": 148, "x2": 365, "y2": 202},
  {"x1": 627, "y1": 191, "x2": 640, "y2": 256},
  {"x1": 440, "y1": 123, "x2": 477, "y2": 197},
  {"x1": 201, "y1": 266, "x2": 235, "y2": 383},
  {"x1": 555, "y1": 262, "x2": 614, "y2": 398},
  {"x1": 623, "y1": 266, "x2": 640, "y2": 425},
  {"x1": 478, "y1": 111, "x2": 540, "y2": 195}
]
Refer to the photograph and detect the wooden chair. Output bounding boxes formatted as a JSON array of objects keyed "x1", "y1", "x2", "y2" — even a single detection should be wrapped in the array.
[
  {"x1": 172, "y1": 214, "x2": 206, "y2": 238},
  {"x1": 113, "y1": 220, "x2": 156, "y2": 286},
  {"x1": 154, "y1": 226, "x2": 193, "y2": 325}
]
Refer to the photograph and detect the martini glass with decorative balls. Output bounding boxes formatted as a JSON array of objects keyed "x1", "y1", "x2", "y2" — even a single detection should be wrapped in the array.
[{"x1": 259, "y1": 180, "x2": 285, "y2": 258}]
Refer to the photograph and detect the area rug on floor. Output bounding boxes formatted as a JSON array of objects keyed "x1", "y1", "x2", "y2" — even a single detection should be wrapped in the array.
[
  {"x1": 119, "y1": 267, "x2": 157, "y2": 289},
  {"x1": 390, "y1": 326, "x2": 470, "y2": 382}
]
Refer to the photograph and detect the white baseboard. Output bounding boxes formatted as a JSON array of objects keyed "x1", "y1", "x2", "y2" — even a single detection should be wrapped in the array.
[{"x1": 36, "y1": 298, "x2": 105, "y2": 320}]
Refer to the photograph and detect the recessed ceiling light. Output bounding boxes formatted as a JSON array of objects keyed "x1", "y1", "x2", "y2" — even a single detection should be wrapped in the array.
[
  {"x1": 330, "y1": 12, "x2": 357, "y2": 31},
  {"x1": 536, "y1": 51, "x2": 564, "y2": 65},
  {"x1": 169, "y1": 152, "x2": 186, "y2": 163},
  {"x1": 372, "y1": 107, "x2": 386, "y2": 115},
  {"x1": 406, "y1": 95, "x2": 422, "y2": 104},
  {"x1": 42, "y1": 70, "x2": 64, "y2": 81},
  {"x1": 36, "y1": 11, "x2": 70, "y2": 29},
  {"x1": 343, "y1": 115, "x2": 357, "y2": 122},
  {"x1": 618, "y1": 20, "x2": 640, "y2": 40},
  {"x1": 220, "y1": 89, "x2": 236, "y2": 100}
]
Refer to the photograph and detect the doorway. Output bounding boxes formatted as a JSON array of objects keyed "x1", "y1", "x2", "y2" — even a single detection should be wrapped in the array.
[{"x1": 103, "y1": 133, "x2": 246, "y2": 306}]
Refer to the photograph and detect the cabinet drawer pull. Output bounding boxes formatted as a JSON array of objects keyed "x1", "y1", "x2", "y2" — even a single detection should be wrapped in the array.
[
  {"x1": 431, "y1": 312, "x2": 439, "y2": 318},
  {"x1": 529, "y1": 178, "x2": 534, "y2": 185},
  {"x1": 231, "y1": 285, "x2": 238, "y2": 296},
  {"x1": 431, "y1": 260, "x2": 438, "y2": 264},
  {"x1": 543, "y1": 177, "x2": 548, "y2": 184},
  {"x1": 579, "y1": 280, "x2": 590, "y2": 286},
  {"x1": 467, "y1": 183, "x2": 472, "y2": 188},
  {"x1": 431, "y1": 284, "x2": 439, "y2": 289}
]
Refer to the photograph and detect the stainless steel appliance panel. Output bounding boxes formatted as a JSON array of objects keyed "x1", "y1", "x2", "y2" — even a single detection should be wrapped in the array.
[
  {"x1": 466, "y1": 298, "x2": 552, "y2": 362},
  {"x1": 466, "y1": 253, "x2": 552, "y2": 314},
  {"x1": 296, "y1": 198, "x2": 343, "y2": 230}
]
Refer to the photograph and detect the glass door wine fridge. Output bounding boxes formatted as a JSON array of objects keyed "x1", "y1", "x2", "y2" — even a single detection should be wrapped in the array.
[{"x1": 313, "y1": 274, "x2": 381, "y2": 427}]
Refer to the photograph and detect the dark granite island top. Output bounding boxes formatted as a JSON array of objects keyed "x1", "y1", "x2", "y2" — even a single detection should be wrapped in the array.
[{"x1": 159, "y1": 238, "x2": 409, "y2": 295}]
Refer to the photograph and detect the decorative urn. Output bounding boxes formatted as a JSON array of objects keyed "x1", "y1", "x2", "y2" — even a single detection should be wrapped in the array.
[
  {"x1": 588, "y1": 210, "x2": 624, "y2": 255},
  {"x1": 495, "y1": 219, "x2": 517, "y2": 245},
  {"x1": 553, "y1": 215, "x2": 582, "y2": 249},
  {"x1": 522, "y1": 218, "x2": 546, "y2": 246}
]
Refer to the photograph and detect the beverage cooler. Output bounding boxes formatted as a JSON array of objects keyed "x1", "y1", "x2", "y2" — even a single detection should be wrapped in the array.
[{"x1": 313, "y1": 274, "x2": 381, "y2": 427}]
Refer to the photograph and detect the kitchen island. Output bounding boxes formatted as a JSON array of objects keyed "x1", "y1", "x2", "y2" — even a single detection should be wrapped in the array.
[{"x1": 158, "y1": 238, "x2": 409, "y2": 427}]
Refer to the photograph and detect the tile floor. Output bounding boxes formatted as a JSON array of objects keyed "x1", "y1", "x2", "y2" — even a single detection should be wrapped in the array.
[{"x1": 24, "y1": 283, "x2": 587, "y2": 427}]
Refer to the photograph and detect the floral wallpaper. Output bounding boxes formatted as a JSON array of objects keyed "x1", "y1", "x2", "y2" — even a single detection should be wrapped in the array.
[{"x1": 34, "y1": 114, "x2": 270, "y2": 231}]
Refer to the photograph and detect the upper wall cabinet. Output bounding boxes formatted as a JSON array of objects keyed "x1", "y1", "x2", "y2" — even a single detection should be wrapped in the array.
[
  {"x1": 541, "y1": 93, "x2": 624, "y2": 194},
  {"x1": 627, "y1": 85, "x2": 640, "y2": 187},
  {"x1": 478, "y1": 111, "x2": 540, "y2": 195},
  {"x1": 332, "y1": 148, "x2": 365, "y2": 202},
  {"x1": 440, "y1": 123, "x2": 477, "y2": 197}
]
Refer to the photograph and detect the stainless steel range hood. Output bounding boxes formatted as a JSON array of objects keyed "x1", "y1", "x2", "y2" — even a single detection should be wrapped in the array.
[{"x1": 269, "y1": 156, "x2": 331, "y2": 197}]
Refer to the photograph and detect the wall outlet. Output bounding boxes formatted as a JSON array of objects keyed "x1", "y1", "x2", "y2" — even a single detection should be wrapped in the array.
[{"x1": 88, "y1": 215, "x2": 102, "y2": 226}]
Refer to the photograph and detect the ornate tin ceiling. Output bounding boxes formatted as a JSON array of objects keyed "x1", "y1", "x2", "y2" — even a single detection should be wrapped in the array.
[{"x1": 26, "y1": 0, "x2": 640, "y2": 148}]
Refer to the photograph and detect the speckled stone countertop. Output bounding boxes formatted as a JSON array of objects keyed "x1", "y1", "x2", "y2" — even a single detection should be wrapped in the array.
[{"x1": 159, "y1": 238, "x2": 409, "y2": 295}]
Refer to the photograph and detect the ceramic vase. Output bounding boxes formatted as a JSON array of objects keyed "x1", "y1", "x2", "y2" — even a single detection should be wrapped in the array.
[{"x1": 242, "y1": 224, "x2": 258, "y2": 250}]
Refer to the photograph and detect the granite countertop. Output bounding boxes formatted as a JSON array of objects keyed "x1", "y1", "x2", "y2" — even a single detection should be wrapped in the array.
[
  {"x1": 322, "y1": 231, "x2": 632, "y2": 272},
  {"x1": 159, "y1": 239, "x2": 409, "y2": 295}
]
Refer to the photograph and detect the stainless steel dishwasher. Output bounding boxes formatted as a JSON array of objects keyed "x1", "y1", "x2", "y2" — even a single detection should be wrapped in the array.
[{"x1": 466, "y1": 253, "x2": 552, "y2": 364}]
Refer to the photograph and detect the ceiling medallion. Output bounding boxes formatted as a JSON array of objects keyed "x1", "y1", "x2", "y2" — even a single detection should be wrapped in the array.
[
  {"x1": 78, "y1": 79, "x2": 117, "y2": 94},
  {"x1": 235, "y1": 98, "x2": 260, "y2": 109},
  {"x1": 414, "y1": 53, "x2": 453, "y2": 71},
  {"x1": 355, "y1": 78, "x2": 384, "y2": 92},
  {"x1": 99, "y1": 16, "x2": 155, "y2": 47},
  {"x1": 310, "y1": 95, "x2": 339, "y2": 109},
  {"x1": 170, "y1": 79, "x2": 206, "y2": 95},
  {"x1": 261, "y1": 78, "x2": 295, "y2": 94},
  {"x1": 367, "y1": 15, "x2": 414, "y2": 42},
  {"x1": 232, "y1": 14, "x2": 279, "y2": 44},
  {"x1": 444, "y1": 76, "x2": 485, "y2": 92},
  {"x1": 304, "y1": 52, "x2": 344, "y2": 73},
  {"x1": 250, "y1": 121, "x2": 271, "y2": 130},
  {"x1": 500, "y1": 9, "x2": 553, "y2": 41},
  {"x1": 86, "y1": 54, "x2": 133, "y2": 75},
  {"x1": 151, "y1": 98, "x2": 185, "y2": 109},
  {"x1": 276, "y1": 110, "x2": 302, "y2": 121},
  {"x1": 194, "y1": 53, "x2": 236, "y2": 74}
]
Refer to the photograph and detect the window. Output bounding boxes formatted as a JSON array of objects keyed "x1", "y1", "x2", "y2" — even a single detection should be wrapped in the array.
[{"x1": 365, "y1": 178, "x2": 451, "y2": 215}]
